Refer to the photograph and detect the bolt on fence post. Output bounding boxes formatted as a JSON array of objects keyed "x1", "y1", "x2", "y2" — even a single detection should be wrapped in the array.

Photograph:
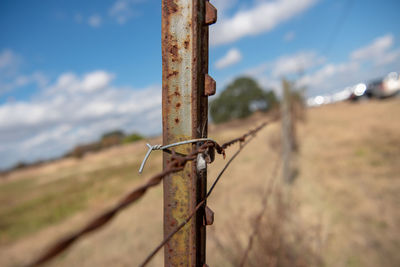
[{"x1": 161, "y1": 1, "x2": 216, "y2": 266}]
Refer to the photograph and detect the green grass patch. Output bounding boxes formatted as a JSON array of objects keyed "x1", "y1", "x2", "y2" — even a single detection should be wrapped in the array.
[
  {"x1": 0, "y1": 178, "x2": 36, "y2": 204},
  {"x1": 354, "y1": 147, "x2": 368, "y2": 158},
  {"x1": 0, "y1": 161, "x2": 141, "y2": 244},
  {"x1": 346, "y1": 256, "x2": 362, "y2": 267}
]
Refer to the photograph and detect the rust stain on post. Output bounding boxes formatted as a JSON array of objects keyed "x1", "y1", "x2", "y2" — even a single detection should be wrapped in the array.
[
  {"x1": 203, "y1": 206, "x2": 214, "y2": 225},
  {"x1": 162, "y1": 0, "x2": 216, "y2": 266},
  {"x1": 205, "y1": 1, "x2": 217, "y2": 25},
  {"x1": 204, "y1": 74, "x2": 216, "y2": 96}
]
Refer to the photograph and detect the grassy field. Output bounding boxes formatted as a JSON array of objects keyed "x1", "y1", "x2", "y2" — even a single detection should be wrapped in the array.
[{"x1": 0, "y1": 98, "x2": 399, "y2": 266}]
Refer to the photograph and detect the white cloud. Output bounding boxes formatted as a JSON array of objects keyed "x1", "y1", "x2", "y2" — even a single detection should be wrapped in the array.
[
  {"x1": 110, "y1": 0, "x2": 132, "y2": 24},
  {"x1": 74, "y1": 13, "x2": 83, "y2": 24},
  {"x1": 297, "y1": 61, "x2": 359, "y2": 93},
  {"x1": 272, "y1": 52, "x2": 324, "y2": 77},
  {"x1": 0, "y1": 49, "x2": 21, "y2": 75},
  {"x1": 44, "y1": 71, "x2": 114, "y2": 94},
  {"x1": 240, "y1": 51, "x2": 324, "y2": 96},
  {"x1": 244, "y1": 51, "x2": 324, "y2": 78},
  {"x1": 375, "y1": 48, "x2": 400, "y2": 66},
  {"x1": 215, "y1": 48, "x2": 242, "y2": 69},
  {"x1": 21, "y1": 124, "x2": 72, "y2": 150},
  {"x1": 88, "y1": 14, "x2": 102, "y2": 27},
  {"x1": 351, "y1": 34, "x2": 393, "y2": 60},
  {"x1": 237, "y1": 34, "x2": 400, "y2": 97},
  {"x1": 296, "y1": 33, "x2": 400, "y2": 96},
  {"x1": 81, "y1": 71, "x2": 115, "y2": 92},
  {"x1": 284, "y1": 31, "x2": 295, "y2": 42},
  {"x1": 0, "y1": 49, "x2": 48, "y2": 96},
  {"x1": 0, "y1": 49, "x2": 18, "y2": 70},
  {"x1": 0, "y1": 70, "x2": 161, "y2": 169},
  {"x1": 210, "y1": 0, "x2": 317, "y2": 45},
  {"x1": 211, "y1": 0, "x2": 237, "y2": 13},
  {"x1": 5, "y1": 72, "x2": 48, "y2": 94},
  {"x1": 74, "y1": 1, "x2": 144, "y2": 27},
  {"x1": 15, "y1": 72, "x2": 48, "y2": 88},
  {"x1": 351, "y1": 34, "x2": 399, "y2": 66},
  {"x1": 109, "y1": 0, "x2": 144, "y2": 24}
]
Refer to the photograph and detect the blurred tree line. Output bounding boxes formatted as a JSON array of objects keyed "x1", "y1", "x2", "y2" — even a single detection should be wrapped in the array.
[
  {"x1": 67, "y1": 131, "x2": 144, "y2": 158},
  {"x1": 1, "y1": 130, "x2": 145, "y2": 174},
  {"x1": 2, "y1": 76, "x2": 305, "y2": 174},
  {"x1": 210, "y1": 77, "x2": 278, "y2": 123},
  {"x1": 210, "y1": 76, "x2": 305, "y2": 124}
]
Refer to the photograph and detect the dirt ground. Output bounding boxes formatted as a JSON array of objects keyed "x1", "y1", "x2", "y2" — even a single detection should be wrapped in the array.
[{"x1": 0, "y1": 98, "x2": 399, "y2": 267}]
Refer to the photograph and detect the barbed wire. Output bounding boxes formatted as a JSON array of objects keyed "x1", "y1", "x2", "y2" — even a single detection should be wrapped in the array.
[
  {"x1": 139, "y1": 138, "x2": 220, "y2": 173},
  {"x1": 139, "y1": 133, "x2": 261, "y2": 267},
  {"x1": 27, "y1": 119, "x2": 275, "y2": 267},
  {"x1": 239, "y1": 158, "x2": 281, "y2": 267},
  {"x1": 220, "y1": 121, "x2": 269, "y2": 150},
  {"x1": 27, "y1": 142, "x2": 218, "y2": 267}
]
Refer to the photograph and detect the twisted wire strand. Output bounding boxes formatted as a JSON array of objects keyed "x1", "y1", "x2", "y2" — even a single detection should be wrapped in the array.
[
  {"x1": 28, "y1": 142, "x2": 217, "y2": 267},
  {"x1": 27, "y1": 119, "x2": 274, "y2": 267},
  {"x1": 139, "y1": 138, "x2": 220, "y2": 173},
  {"x1": 139, "y1": 132, "x2": 261, "y2": 267}
]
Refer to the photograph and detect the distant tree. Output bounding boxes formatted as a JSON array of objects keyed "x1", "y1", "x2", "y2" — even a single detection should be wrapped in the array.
[
  {"x1": 123, "y1": 133, "x2": 144, "y2": 144},
  {"x1": 101, "y1": 130, "x2": 125, "y2": 140},
  {"x1": 210, "y1": 77, "x2": 278, "y2": 123},
  {"x1": 13, "y1": 161, "x2": 28, "y2": 170},
  {"x1": 101, "y1": 130, "x2": 125, "y2": 147},
  {"x1": 69, "y1": 143, "x2": 101, "y2": 158},
  {"x1": 65, "y1": 130, "x2": 145, "y2": 159}
]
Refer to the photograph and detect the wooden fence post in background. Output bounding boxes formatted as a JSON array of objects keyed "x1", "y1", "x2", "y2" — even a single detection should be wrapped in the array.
[
  {"x1": 281, "y1": 79, "x2": 293, "y2": 183},
  {"x1": 161, "y1": 0, "x2": 217, "y2": 266}
]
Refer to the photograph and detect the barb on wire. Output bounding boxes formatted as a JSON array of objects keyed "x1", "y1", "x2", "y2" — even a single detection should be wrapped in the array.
[
  {"x1": 220, "y1": 117, "x2": 277, "y2": 149},
  {"x1": 28, "y1": 141, "x2": 218, "y2": 267},
  {"x1": 139, "y1": 133, "x2": 261, "y2": 267},
  {"x1": 139, "y1": 138, "x2": 219, "y2": 173},
  {"x1": 239, "y1": 158, "x2": 281, "y2": 267},
  {"x1": 27, "y1": 119, "x2": 274, "y2": 267}
]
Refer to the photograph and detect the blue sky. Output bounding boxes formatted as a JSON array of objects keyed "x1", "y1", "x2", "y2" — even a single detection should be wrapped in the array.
[{"x1": 1, "y1": 0, "x2": 399, "y2": 168}]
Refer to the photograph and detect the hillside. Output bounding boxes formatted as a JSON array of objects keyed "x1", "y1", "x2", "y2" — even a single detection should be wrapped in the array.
[{"x1": 1, "y1": 98, "x2": 399, "y2": 267}]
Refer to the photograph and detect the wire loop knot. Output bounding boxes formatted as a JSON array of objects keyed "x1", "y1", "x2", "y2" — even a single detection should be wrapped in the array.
[{"x1": 139, "y1": 138, "x2": 218, "y2": 173}]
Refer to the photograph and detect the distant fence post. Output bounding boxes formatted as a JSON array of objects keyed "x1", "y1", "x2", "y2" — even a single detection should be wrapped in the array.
[
  {"x1": 281, "y1": 79, "x2": 293, "y2": 183},
  {"x1": 161, "y1": 1, "x2": 217, "y2": 266}
]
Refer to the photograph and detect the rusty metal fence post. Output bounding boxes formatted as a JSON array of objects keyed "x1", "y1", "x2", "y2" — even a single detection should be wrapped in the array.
[{"x1": 161, "y1": 1, "x2": 217, "y2": 266}]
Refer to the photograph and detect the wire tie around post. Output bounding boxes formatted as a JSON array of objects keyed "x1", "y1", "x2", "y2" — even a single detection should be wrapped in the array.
[{"x1": 138, "y1": 138, "x2": 217, "y2": 174}]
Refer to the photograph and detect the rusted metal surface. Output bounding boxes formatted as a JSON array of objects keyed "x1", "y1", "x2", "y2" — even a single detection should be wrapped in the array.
[
  {"x1": 204, "y1": 74, "x2": 216, "y2": 96},
  {"x1": 204, "y1": 145, "x2": 215, "y2": 164},
  {"x1": 27, "y1": 141, "x2": 220, "y2": 267},
  {"x1": 140, "y1": 121, "x2": 272, "y2": 266},
  {"x1": 203, "y1": 206, "x2": 214, "y2": 225},
  {"x1": 162, "y1": 0, "x2": 217, "y2": 265},
  {"x1": 205, "y1": 1, "x2": 217, "y2": 25},
  {"x1": 28, "y1": 119, "x2": 273, "y2": 267}
]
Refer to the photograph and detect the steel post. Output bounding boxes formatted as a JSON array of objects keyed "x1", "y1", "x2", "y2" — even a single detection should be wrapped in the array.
[{"x1": 161, "y1": 0, "x2": 216, "y2": 266}]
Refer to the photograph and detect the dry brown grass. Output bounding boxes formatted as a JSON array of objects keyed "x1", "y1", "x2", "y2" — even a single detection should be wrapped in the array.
[
  {"x1": 0, "y1": 98, "x2": 399, "y2": 267},
  {"x1": 296, "y1": 99, "x2": 400, "y2": 267}
]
